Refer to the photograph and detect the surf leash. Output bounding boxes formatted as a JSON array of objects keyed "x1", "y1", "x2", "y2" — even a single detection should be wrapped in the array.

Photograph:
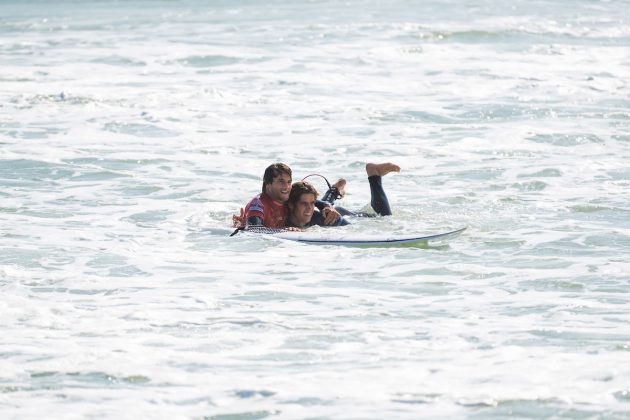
[
  {"x1": 301, "y1": 173, "x2": 332, "y2": 190},
  {"x1": 229, "y1": 226, "x2": 245, "y2": 236},
  {"x1": 301, "y1": 173, "x2": 346, "y2": 202}
]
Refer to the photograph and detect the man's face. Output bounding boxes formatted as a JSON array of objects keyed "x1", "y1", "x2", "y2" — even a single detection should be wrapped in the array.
[
  {"x1": 265, "y1": 173, "x2": 292, "y2": 203},
  {"x1": 289, "y1": 193, "x2": 316, "y2": 227}
]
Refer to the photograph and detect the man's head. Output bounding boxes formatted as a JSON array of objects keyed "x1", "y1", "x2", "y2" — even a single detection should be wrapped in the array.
[
  {"x1": 287, "y1": 181, "x2": 319, "y2": 227},
  {"x1": 262, "y1": 163, "x2": 292, "y2": 203}
]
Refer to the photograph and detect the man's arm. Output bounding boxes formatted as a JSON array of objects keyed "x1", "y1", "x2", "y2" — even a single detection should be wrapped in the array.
[
  {"x1": 315, "y1": 199, "x2": 329, "y2": 211},
  {"x1": 315, "y1": 200, "x2": 342, "y2": 225},
  {"x1": 233, "y1": 208, "x2": 264, "y2": 227},
  {"x1": 310, "y1": 210, "x2": 349, "y2": 227}
]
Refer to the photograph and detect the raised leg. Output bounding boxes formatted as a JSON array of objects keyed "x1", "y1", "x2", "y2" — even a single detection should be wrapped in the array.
[{"x1": 366, "y1": 162, "x2": 399, "y2": 216}]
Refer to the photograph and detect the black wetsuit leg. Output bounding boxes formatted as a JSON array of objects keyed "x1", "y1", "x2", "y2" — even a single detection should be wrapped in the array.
[
  {"x1": 368, "y1": 175, "x2": 392, "y2": 216},
  {"x1": 331, "y1": 206, "x2": 354, "y2": 216},
  {"x1": 321, "y1": 187, "x2": 359, "y2": 217},
  {"x1": 321, "y1": 175, "x2": 392, "y2": 217}
]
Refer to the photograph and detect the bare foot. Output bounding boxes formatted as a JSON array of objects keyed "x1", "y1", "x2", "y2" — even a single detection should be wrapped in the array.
[
  {"x1": 366, "y1": 162, "x2": 401, "y2": 177},
  {"x1": 331, "y1": 178, "x2": 346, "y2": 198}
]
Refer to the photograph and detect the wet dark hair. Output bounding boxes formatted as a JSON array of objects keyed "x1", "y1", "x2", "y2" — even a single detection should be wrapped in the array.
[
  {"x1": 262, "y1": 163, "x2": 292, "y2": 193},
  {"x1": 288, "y1": 181, "x2": 319, "y2": 205}
]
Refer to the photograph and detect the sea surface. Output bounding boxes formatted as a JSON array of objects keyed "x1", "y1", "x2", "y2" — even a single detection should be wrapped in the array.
[{"x1": 1, "y1": 0, "x2": 629, "y2": 418}]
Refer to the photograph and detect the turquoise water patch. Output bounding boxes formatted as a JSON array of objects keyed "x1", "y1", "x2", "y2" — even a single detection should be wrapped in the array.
[
  {"x1": 204, "y1": 411, "x2": 276, "y2": 420},
  {"x1": 527, "y1": 133, "x2": 605, "y2": 146},
  {"x1": 123, "y1": 210, "x2": 174, "y2": 225},
  {"x1": 517, "y1": 168, "x2": 562, "y2": 178},
  {"x1": 0, "y1": 248, "x2": 46, "y2": 268},
  {"x1": 28, "y1": 371, "x2": 150, "y2": 387},
  {"x1": 1, "y1": 125, "x2": 66, "y2": 139},
  {"x1": 0, "y1": 159, "x2": 75, "y2": 181},
  {"x1": 68, "y1": 171, "x2": 130, "y2": 181},
  {"x1": 103, "y1": 122, "x2": 179, "y2": 138},
  {"x1": 87, "y1": 253, "x2": 128, "y2": 269},
  {"x1": 469, "y1": 399, "x2": 616, "y2": 419},
  {"x1": 89, "y1": 55, "x2": 146, "y2": 67},
  {"x1": 63, "y1": 157, "x2": 171, "y2": 171},
  {"x1": 116, "y1": 185, "x2": 163, "y2": 197},
  {"x1": 177, "y1": 55, "x2": 241, "y2": 67},
  {"x1": 511, "y1": 181, "x2": 548, "y2": 192}
]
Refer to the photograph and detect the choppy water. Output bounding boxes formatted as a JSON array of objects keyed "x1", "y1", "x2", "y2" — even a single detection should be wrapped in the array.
[{"x1": 1, "y1": 0, "x2": 630, "y2": 418}]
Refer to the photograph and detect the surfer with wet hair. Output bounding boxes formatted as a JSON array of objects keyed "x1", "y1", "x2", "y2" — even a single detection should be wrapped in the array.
[
  {"x1": 238, "y1": 162, "x2": 292, "y2": 228},
  {"x1": 241, "y1": 163, "x2": 292, "y2": 228},
  {"x1": 286, "y1": 162, "x2": 400, "y2": 228},
  {"x1": 286, "y1": 181, "x2": 350, "y2": 228}
]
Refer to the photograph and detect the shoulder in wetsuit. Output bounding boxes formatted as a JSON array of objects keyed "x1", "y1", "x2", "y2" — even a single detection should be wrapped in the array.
[{"x1": 243, "y1": 193, "x2": 287, "y2": 228}]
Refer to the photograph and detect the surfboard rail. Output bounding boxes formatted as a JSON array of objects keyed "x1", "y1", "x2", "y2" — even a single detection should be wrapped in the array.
[{"x1": 234, "y1": 226, "x2": 467, "y2": 247}]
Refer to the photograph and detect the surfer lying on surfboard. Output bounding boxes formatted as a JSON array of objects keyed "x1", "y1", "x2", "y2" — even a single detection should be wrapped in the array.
[
  {"x1": 286, "y1": 162, "x2": 400, "y2": 228},
  {"x1": 233, "y1": 162, "x2": 399, "y2": 230}
]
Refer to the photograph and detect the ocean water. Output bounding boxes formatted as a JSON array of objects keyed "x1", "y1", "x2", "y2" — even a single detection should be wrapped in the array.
[{"x1": 1, "y1": 0, "x2": 629, "y2": 418}]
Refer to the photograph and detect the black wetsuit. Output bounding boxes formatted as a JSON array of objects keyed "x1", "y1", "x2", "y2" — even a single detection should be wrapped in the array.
[
  {"x1": 288, "y1": 175, "x2": 392, "y2": 228},
  {"x1": 328, "y1": 175, "x2": 391, "y2": 216}
]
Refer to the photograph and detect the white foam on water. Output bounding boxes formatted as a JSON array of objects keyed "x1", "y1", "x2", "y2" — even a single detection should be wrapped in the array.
[{"x1": 1, "y1": 0, "x2": 630, "y2": 418}]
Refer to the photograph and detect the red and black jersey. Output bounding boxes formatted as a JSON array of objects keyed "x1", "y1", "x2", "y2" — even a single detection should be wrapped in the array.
[{"x1": 243, "y1": 193, "x2": 287, "y2": 228}]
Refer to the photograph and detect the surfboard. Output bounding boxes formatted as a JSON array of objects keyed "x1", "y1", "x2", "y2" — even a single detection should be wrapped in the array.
[{"x1": 236, "y1": 226, "x2": 467, "y2": 247}]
